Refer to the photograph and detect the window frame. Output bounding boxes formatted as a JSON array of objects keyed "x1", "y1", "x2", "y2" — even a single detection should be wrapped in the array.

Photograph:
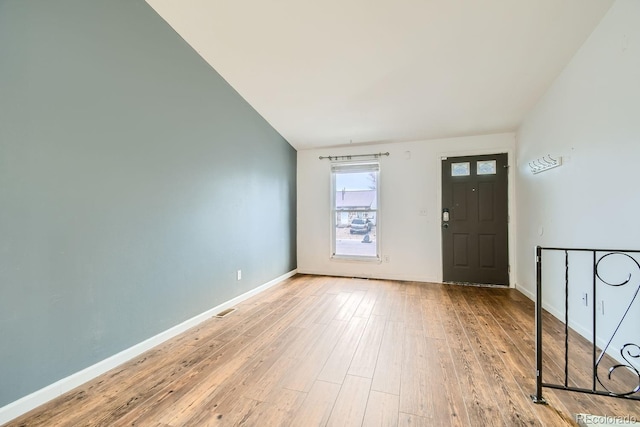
[{"x1": 330, "y1": 161, "x2": 381, "y2": 262}]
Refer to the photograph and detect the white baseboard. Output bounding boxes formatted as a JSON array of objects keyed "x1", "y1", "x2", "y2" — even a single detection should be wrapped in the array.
[
  {"x1": 515, "y1": 283, "x2": 535, "y2": 301},
  {"x1": 0, "y1": 269, "x2": 297, "y2": 426},
  {"x1": 296, "y1": 268, "x2": 439, "y2": 283}
]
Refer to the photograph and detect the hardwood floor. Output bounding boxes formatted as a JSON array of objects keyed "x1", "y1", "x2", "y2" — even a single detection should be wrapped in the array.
[{"x1": 6, "y1": 275, "x2": 639, "y2": 426}]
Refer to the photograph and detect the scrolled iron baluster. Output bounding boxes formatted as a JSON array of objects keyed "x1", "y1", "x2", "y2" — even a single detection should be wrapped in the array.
[
  {"x1": 594, "y1": 252, "x2": 640, "y2": 396},
  {"x1": 607, "y1": 344, "x2": 640, "y2": 395}
]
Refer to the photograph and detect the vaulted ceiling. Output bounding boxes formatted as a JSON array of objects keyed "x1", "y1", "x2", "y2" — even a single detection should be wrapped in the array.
[{"x1": 145, "y1": 0, "x2": 613, "y2": 150}]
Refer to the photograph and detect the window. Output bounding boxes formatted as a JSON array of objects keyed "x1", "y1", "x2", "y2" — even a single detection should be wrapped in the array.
[
  {"x1": 451, "y1": 162, "x2": 470, "y2": 176},
  {"x1": 477, "y1": 160, "x2": 497, "y2": 175},
  {"x1": 331, "y1": 162, "x2": 379, "y2": 260}
]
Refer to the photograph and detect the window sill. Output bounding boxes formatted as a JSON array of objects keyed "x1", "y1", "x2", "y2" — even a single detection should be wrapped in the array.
[{"x1": 331, "y1": 254, "x2": 381, "y2": 263}]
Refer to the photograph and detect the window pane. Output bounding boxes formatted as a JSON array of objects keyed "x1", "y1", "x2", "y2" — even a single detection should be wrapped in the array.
[
  {"x1": 451, "y1": 162, "x2": 470, "y2": 176},
  {"x1": 335, "y1": 171, "x2": 377, "y2": 194},
  {"x1": 335, "y1": 211, "x2": 377, "y2": 257},
  {"x1": 477, "y1": 160, "x2": 497, "y2": 175},
  {"x1": 332, "y1": 164, "x2": 379, "y2": 259}
]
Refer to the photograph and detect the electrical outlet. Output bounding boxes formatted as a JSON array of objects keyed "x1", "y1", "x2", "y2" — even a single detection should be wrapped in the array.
[
  {"x1": 384, "y1": 255, "x2": 390, "y2": 263},
  {"x1": 237, "y1": 270, "x2": 242, "y2": 281}
]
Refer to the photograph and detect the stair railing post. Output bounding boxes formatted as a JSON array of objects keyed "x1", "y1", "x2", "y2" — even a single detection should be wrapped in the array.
[{"x1": 531, "y1": 246, "x2": 547, "y2": 404}]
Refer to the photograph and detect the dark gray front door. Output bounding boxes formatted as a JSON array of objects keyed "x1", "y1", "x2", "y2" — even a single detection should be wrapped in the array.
[{"x1": 441, "y1": 154, "x2": 509, "y2": 285}]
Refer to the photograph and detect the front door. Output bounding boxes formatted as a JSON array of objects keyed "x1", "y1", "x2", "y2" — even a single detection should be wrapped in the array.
[{"x1": 441, "y1": 154, "x2": 509, "y2": 285}]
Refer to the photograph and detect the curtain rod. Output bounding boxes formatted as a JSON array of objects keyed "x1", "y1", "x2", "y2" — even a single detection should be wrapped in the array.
[{"x1": 318, "y1": 152, "x2": 390, "y2": 161}]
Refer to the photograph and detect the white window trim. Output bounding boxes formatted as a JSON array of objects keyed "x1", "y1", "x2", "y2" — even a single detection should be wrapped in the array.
[{"x1": 330, "y1": 161, "x2": 381, "y2": 262}]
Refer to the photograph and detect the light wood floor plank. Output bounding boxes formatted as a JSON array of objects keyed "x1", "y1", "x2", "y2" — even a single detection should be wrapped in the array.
[
  {"x1": 354, "y1": 289, "x2": 380, "y2": 319},
  {"x1": 242, "y1": 322, "x2": 328, "y2": 402},
  {"x1": 362, "y1": 390, "x2": 399, "y2": 427},
  {"x1": 348, "y1": 314, "x2": 387, "y2": 379},
  {"x1": 399, "y1": 327, "x2": 433, "y2": 418},
  {"x1": 398, "y1": 412, "x2": 430, "y2": 427},
  {"x1": 233, "y1": 388, "x2": 306, "y2": 427},
  {"x1": 371, "y1": 320, "x2": 404, "y2": 395},
  {"x1": 334, "y1": 290, "x2": 367, "y2": 321},
  {"x1": 421, "y1": 296, "x2": 446, "y2": 339},
  {"x1": 326, "y1": 375, "x2": 372, "y2": 427},
  {"x1": 318, "y1": 316, "x2": 368, "y2": 384},
  {"x1": 314, "y1": 292, "x2": 351, "y2": 324},
  {"x1": 289, "y1": 380, "x2": 341, "y2": 427},
  {"x1": 387, "y1": 282, "x2": 407, "y2": 323},
  {"x1": 280, "y1": 319, "x2": 348, "y2": 392},
  {"x1": 433, "y1": 335, "x2": 470, "y2": 426}
]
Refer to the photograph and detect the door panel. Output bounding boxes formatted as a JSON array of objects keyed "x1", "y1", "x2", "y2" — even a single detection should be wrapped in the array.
[
  {"x1": 478, "y1": 234, "x2": 495, "y2": 267},
  {"x1": 442, "y1": 153, "x2": 509, "y2": 285},
  {"x1": 452, "y1": 183, "x2": 469, "y2": 221},
  {"x1": 453, "y1": 234, "x2": 469, "y2": 267},
  {"x1": 478, "y1": 182, "x2": 494, "y2": 221}
]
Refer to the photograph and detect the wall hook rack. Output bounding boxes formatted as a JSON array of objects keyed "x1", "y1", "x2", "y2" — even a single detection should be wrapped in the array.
[{"x1": 529, "y1": 154, "x2": 562, "y2": 174}]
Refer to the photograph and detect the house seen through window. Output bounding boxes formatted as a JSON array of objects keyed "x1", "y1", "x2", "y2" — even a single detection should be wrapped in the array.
[{"x1": 331, "y1": 162, "x2": 379, "y2": 260}]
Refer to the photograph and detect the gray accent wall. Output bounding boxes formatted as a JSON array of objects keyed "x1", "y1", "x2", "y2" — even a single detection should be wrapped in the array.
[{"x1": 0, "y1": 0, "x2": 296, "y2": 407}]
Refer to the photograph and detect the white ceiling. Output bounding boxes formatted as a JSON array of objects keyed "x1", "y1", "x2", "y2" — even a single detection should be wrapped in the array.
[{"x1": 145, "y1": 0, "x2": 613, "y2": 150}]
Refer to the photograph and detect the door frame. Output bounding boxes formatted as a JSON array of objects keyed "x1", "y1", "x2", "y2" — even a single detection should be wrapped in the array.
[{"x1": 436, "y1": 148, "x2": 516, "y2": 287}]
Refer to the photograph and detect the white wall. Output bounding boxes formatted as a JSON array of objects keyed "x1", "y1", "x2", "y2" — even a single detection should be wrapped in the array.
[
  {"x1": 516, "y1": 0, "x2": 640, "y2": 367},
  {"x1": 298, "y1": 133, "x2": 516, "y2": 283}
]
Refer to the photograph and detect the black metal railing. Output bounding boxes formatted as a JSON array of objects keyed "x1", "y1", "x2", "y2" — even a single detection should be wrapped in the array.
[{"x1": 531, "y1": 246, "x2": 640, "y2": 404}]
